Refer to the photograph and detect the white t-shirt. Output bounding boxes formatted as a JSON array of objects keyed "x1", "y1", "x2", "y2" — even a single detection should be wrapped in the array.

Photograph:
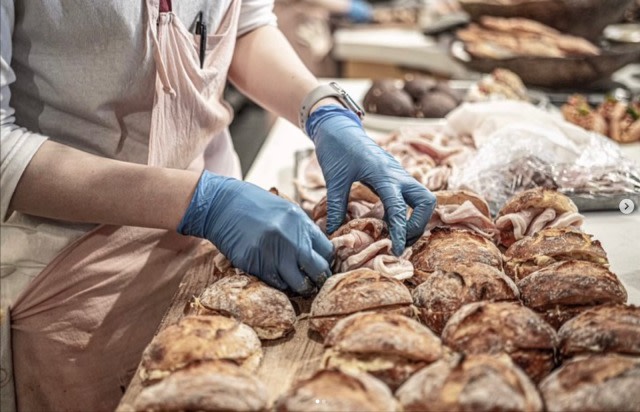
[{"x1": 0, "y1": 0, "x2": 277, "y2": 308}]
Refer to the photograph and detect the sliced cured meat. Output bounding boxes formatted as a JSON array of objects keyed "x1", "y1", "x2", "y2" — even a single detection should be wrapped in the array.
[
  {"x1": 526, "y1": 208, "x2": 557, "y2": 236},
  {"x1": 429, "y1": 200, "x2": 498, "y2": 241}
]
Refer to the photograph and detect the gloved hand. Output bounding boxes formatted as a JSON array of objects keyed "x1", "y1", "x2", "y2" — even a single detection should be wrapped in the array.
[
  {"x1": 347, "y1": 0, "x2": 373, "y2": 23},
  {"x1": 178, "y1": 171, "x2": 334, "y2": 295},
  {"x1": 307, "y1": 105, "x2": 436, "y2": 256}
]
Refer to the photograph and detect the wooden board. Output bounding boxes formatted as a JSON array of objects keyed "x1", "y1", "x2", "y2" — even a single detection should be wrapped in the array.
[{"x1": 116, "y1": 242, "x2": 325, "y2": 411}]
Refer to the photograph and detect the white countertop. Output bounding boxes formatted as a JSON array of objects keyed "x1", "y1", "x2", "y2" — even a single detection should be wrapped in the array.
[
  {"x1": 245, "y1": 79, "x2": 640, "y2": 304},
  {"x1": 332, "y1": 27, "x2": 477, "y2": 79}
]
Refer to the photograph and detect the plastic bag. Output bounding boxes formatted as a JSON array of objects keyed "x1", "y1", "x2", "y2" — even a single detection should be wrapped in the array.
[{"x1": 446, "y1": 101, "x2": 640, "y2": 214}]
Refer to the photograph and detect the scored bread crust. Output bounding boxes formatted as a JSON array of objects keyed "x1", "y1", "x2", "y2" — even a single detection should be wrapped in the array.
[
  {"x1": 497, "y1": 188, "x2": 578, "y2": 218},
  {"x1": 504, "y1": 227, "x2": 608, "y2": 280},
  {"x1": 197, "y1": 274, "x2": 296, "y2": 340},
  {"x1": 275, "y1": 368, "x2": 401, "y2": 412},
  {"x1": 133, "y1": 361, "x2": 269, "y2": 412},
  {"x1": 411, "y1": 228, "x2": 503, "y2": 275},
  {"x1": 434, "y1": 190, "x2": 492, "y2": 218},
  {"x1": 558, "y1": 304, "x2": 640, "y2": 358},
  {"x1": 396, "y1": 353, "x2": 544, "y2": 412},
  {"x1": 517, "y1": 260, "x2": 628, "y2": 329},
  {"x1": 441, "y1": 301, "x2": 557, "y2": 382},
  {"x1": 539, "y1": 354, "x2": 640, "y2": 412},
  {"x1": 139, "y1": 315, "x2": 262, "y2": 384},
  {"x1": 412, "y1": 262, "x2": 520, "y2": 334},
  {"x1": 310, "y1": 268, "x2": 414, "y2": 338},
  {"x1": 322, "y1": 312, "x2": 444, "y2": 389}
]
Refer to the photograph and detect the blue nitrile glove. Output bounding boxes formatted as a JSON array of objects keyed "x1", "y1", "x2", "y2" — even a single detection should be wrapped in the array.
[
  {"x1": 347, "y1": 0, "x2": 373, "y2": 23},
  {"x1": 178, "y1": 171, "x2": 334, "y2": 295},
  {"x1": 307, "y1": 105, "x2": 436, "y2": 256}
]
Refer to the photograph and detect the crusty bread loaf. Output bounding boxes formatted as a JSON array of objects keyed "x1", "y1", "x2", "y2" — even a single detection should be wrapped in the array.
[
  {"x1": 504, "y1": 227, "x2": 608, "y2": 280},
  {"x1": 275, "y1": 368, "x2": 401, "y2": 412},
  {"x1": 441, "y1": 301, "x2": 557, "y2": 382},
  {"x1": 134, "y1": 361, "x2": 269, "y2": 412},
  {"x1": 539, "y1": 354, "x2": 640, "y2": 412},
  {"x1": 434, "y1": 190, "x2": 492, "y2": 218},
  {"x1": 196, "y1": 274, "x2": 296, "y2": 340},
  {"x1": 497, "y1": 188, "x2": 578, "y2": 218},
  {"x1": 496, "y1": 188, "x2": 582, "y2": 247},
  {"x1": 322, "y1": 312, "x2": 445, "y2": 389},
  {"x1": 412, "y1": 262, "x2": 519, "y2": 334},
  {"x1": 310, "y1": 268, "x2": 414, "y2": 338},
  {"x1": 558, "y1": 304, "x2": 640, "y2": 358},
  {"x1": 139, "y1": 315, "x2": 262, "y2": 384},
  {"x1": 396, "y1": 353, "x2": 544, "y2": 412},
  {"x1": 410, "y1": 228, "x2": 503, "y2": 278},
  {"x1": 517, "y1": 260, "x2": 628, "y2": 329}
]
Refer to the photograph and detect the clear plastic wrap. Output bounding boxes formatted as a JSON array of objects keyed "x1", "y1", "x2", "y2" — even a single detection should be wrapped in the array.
[{"x1": 447, "y1": 103, "x2": 640, "y2": 214}]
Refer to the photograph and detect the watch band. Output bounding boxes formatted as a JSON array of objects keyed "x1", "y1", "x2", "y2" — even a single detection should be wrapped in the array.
[{"x1": 298, "y1": 82, "x2": 365, "y2": 133}]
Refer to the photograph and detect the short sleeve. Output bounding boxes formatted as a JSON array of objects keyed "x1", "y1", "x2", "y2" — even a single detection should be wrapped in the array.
[
  {"x1": 237, "y1": 0, "x2": 278, "y2": 37},
  {"x1": 1, "y1": 1, "x2": 48, "y2": 222}
]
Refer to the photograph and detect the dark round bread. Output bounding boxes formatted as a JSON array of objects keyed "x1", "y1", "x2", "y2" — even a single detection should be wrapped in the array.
[
  {"x1": 363, "y1": 84, "x2": 415, "y2": 117},
  {"x1": 416, "y1": 91, "x2": 459, "y2": 118},
  {"x1": 403, "y1": 75, "x2": 437, "y2": 101}
]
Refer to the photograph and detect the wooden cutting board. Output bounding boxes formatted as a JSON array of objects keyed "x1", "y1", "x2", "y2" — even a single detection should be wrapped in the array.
[{"x1": 116, "y1": 242, "x2": 325, "y2": 411}]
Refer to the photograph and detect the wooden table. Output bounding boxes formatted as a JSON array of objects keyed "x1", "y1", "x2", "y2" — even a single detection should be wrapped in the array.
[{"x1": 117, "y1": 243, "x2": 325, "y2": 411}]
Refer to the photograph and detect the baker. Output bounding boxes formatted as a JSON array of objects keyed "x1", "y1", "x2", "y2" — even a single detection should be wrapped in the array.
[{"x1": 0, "y1": 1, "x2": 435, "y2": 411}]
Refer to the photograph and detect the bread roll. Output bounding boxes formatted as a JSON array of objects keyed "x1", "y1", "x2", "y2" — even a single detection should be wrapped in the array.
[
  {"x1": 504, "y1": 227, "x2": 608, "y2": 280},
  {"x1": 323, "y1": 312, "x2": 444, "y2": 389},
  {"x1": 363, "y1": 82, "x2": 415, "y2": 117},
  {"x1": 275, "y1": 368, "x2": 401, "y2": 412},
  {"x1": 134, "y1": 361, "x2": 269, "y2": 412},
  {"x1": 139, "y1": 315, "x2": 262, "y2": 383},
  {"x1": 403, "y1": 75, "x2": 437, "y2": 101},
  {"x1": 517, "y1": 260, "x2": 628, "y2": 329},
  {"x1": 396, "y1": 353, "x2": 544, "y2": 412},
  {"x1": 496, "y1": 188, "x2": 582, "y2": 248},
  {"x1": 558, "y1": 304, "x2": 640, "y2": 358},
  {"x1": 410, "y1": 228, "x2": 503, "y2": 286},
  {"x1": 310, "y1": 268, "x2": 414, "y2": 338},
  {"x1": 539, "y1": 354, "x2": 640, "y2": 412},
  {"x1": 412, "y1": 262, "x2": 519, "y2": 334},
  {"x1": 416, "y1": 91, "x2": 458, "y2": 118},
  {"x1": 196, "y1": 274, "x2": 296, "y2": 340},
  {"x1": 441, "y1": 301, "x2": 557, "y2": 382}
]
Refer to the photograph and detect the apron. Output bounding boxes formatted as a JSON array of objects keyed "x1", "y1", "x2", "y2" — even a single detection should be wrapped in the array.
[{"x1": 3, "y1": 0, "x2": 242, "y2": 410}]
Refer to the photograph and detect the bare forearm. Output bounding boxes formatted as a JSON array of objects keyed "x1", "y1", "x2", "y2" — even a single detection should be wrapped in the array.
[
  {"x1": 9, "y1": 140, "x2": 200, "y2": 230},
  {"x1": 228, "y1": 26, "x2": 320, "y2": 125}
]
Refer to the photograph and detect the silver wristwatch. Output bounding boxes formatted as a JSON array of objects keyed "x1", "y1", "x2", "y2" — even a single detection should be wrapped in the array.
[{"x1": 298, "y1": 82, "x2": 365, "y2": 133}]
